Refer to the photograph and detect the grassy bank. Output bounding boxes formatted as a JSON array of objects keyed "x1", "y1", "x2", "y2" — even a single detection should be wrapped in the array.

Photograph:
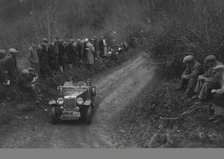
[{"x1": 115, "y1": 71, "x2": 224, "y2": 148}]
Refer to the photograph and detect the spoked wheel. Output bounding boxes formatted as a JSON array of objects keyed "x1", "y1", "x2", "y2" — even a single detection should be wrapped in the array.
[
  {"x1": 51, "y1": 106, "x2": 58, "y2": 125},
  {"x1": 84, "y1": 106, "x2": 92, "y2": 125}
]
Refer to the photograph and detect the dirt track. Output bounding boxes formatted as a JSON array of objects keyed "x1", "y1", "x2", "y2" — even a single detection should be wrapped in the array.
[{"x1": 0, "y1": 52, "x2": 155, "y2": 148}]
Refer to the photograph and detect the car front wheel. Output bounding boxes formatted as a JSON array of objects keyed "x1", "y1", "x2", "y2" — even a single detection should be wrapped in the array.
[
  {"x1": 85, "y1": 106, "x2": 92, "y2": 125},
  {"x1": 51, "y1": 106, "x2": 58, "y2": 125}
]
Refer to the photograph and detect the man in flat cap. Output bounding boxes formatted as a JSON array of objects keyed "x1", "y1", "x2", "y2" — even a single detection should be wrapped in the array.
[
  {"x1": 0, "y1": 50, "x2": 7, "y2": 84},
  {"x1": 38, "y1": 38, "x2": 52, "y2": 78},
  {"x1": 177, "y1": 55, "x2": 202, "y2": 100},
  {"x1": 66, "y1": 39, "x2": 76, "y2": 70},
  {"x1": 210, "y1": 65, "x2": 224, "y2": 124},
  {"x1": 0, "y1": 49, "x2": 9, "y2": 100},
  {"x1": 4, "y1": 48, "x2": 19, "y2": 84},
  {"x1": 194, "y1": 55, "x2": 223, "y2": 104},
  {"x1": 29, "y1": 44, "x2": 40, "y2": 75},
  {"x1": 58, "y1": 39, "x2": 66, "y2": 72}
]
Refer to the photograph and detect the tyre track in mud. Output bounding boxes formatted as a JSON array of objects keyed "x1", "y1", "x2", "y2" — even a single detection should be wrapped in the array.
[{"x1": 0, "y1": 52, "x2": 155, "y2": 148}]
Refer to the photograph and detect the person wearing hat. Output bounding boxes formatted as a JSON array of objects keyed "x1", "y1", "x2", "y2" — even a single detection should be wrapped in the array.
[
  {"x1": 48, "y1": 41, "x2": 58, "y2": 73},
  {"x1": 177, "y1": 55, "x2": 202, "y2": 100},
  {"x1": 74, "y1": 39, "x2": 83, "y2": 68},
  {"x1": 66, "y1": 39, "x2": 77, "y2": 70},
  {"x1": 86, "y1": 40, "x2": 95, "y2": 70},
  {"x1": 58, "y1": 39, "x2": 66, "y2": 72},
  {"x1": 209, "y1": 65, "x2": 224, "y2": 123},
  {"x1": 194, "y1": 55, "x2": 223, "y2": 104},
  {"x1": 39, "y1": 38, "x2": 52, "y2": 78},
  {"x1": 3, "y1": 48, "x2": 19, "y2": 84},
  {"x1": 18, "y1": 68, "x2": 40, "y2": 102},
  {"x1": 98, "y1": 36, "x2": 106, "y2": 58},
  {"x1": 0, "y1": 50, "x2": 7, "y2": 85}
]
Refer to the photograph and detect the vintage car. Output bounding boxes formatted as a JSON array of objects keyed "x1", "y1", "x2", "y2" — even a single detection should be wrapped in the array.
[{"x1": 48, "y1": 80, "x2": 96, "y2": 125}]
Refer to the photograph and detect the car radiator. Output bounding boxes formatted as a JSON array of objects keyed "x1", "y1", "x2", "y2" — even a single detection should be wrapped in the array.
[{"x1": 64, "y1": 99, "x2": 76, "y2": 111}]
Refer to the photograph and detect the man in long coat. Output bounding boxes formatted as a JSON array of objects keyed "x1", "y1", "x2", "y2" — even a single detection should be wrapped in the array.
[
  {"x1": 194, "y1": 55, "x2": 223, "y2": 104},
  {"x1": 29, "y1": 44, "x2": 40, "y2": 75},
  {"x1": 4, "y1": 48, "x2": 19, "y2": 84},
  {"x1": 48, "y1": 41, "x2": 58, "y2": 74},
  {"x1": 86, "y1": 40, "x2": 95, "y2": 70},
  {"x1": 66, "y1": 39, "x2": 76, "y2": 70},
  {"x1": 38, "y1": 38, "x2": 52, "y2": 78},
  {"x1": 58, "y1": 39, "x2": 66, "y2": 72}
]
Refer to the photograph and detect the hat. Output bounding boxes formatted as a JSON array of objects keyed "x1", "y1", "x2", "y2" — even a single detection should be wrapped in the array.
[
  {"x1": 42, "y1": 38, "x2": 48, "y2": 42},
  {"x1": 0, "y1": 49, "x2": 6, "y2": 54},
  {"x1": 9, "y1": 48, "x2": 18, "y2": 53},
  {"x1": 204, "y1": 55, "x2": 216, "y2": 63},
  {"x1": 213, "y1": 65, "x2": 224, "y2": 71},
  {"x1": 70, "y1": 39, "x2": 75, "y2": 43},
  {"x1": 183, "y1": 55, "x2": 194, "y2": 63},
  {"x1": 21, "y1": 69, "x2": 29, "y2": 74},
  {"x1": 27, "y1": 67, "x2": 35, "y2": 72}
]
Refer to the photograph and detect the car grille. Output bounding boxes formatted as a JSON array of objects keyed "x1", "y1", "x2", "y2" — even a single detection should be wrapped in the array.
[{"x1": 64, "y1": 99, "x2": 76, "y2": 111}]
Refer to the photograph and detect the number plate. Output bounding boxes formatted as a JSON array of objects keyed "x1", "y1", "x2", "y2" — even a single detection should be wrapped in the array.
[{"x1": 61, "y1": 111, "x2": 80, "y2": 120}]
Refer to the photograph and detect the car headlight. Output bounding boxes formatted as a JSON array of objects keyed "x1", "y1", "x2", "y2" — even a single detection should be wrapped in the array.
[
  {"x1": 84, "y1": 99, "x2": 91, "y2": 106},
  {"x1": 77, "y1": 98, "x2": 84, "y2": 105},
  {"x1": 49, "y1": 99, "x2": 56, "y2": 105},
  {"x1": 57, "y1": 98, "x2": 64, "y2": 105}
]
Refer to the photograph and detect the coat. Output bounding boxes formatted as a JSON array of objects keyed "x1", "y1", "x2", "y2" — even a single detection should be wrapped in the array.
[
  {"x1": 38, "y1": 44, "x2": 50, "y2": 71},
  {"x1": 58, "y1": 43, "x2": 66, "y2": 66},
  {"x1": 0, "y1": 58, "x2": 7, "y2": 83},
  {"x1": 181, "y1": 61, "x2": 202, "y2": 79},
  {"x1": 3, "y1": 54, "x2": 17, "y2": 81},
  {"x1": 29, "y1": 46, "x2": 39, "y2": 65},
  {"x1": 202, "y1": 60, "x2": 223, "y2": 83},
  {"x1": 86, "y1": 42, "x2": 95, "y2": 65},
  {"x1": 66, "y1": 43, "x2": 76, "y2": 64}
]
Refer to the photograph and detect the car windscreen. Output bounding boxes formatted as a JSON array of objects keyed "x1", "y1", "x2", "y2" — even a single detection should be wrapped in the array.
[{"x1": 62, "y1": 87, "x2": 87, "y2": 96}]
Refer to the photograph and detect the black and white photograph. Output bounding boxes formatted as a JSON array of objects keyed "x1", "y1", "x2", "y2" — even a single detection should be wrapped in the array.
[{"x1": 1, "y1": 0, "x2": 224, "y2": 153}]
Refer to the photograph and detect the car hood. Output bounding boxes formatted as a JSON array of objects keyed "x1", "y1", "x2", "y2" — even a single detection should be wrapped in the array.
[{"x1": 64, "y1": 89, "x2": 87, "y2": 99}]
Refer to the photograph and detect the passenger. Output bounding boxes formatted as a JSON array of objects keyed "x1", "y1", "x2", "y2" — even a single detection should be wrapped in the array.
[
  {"x1": 177, "y1": 55, "x2": 203, "y2": 100},
  {"x1": 210, "y1": 65, "x2": 224, "y2": 124},
  {"x1": 194, "y1": 55, "x2": 223, "y2": 104}
]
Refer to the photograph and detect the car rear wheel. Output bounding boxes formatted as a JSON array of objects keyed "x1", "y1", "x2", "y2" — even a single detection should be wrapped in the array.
[
  {"x1": 51, "y1": 106, "x2": 58, "y2": 125},
  {"x1": 84, "y1": 106, "x2": 92, "y2": 125}
]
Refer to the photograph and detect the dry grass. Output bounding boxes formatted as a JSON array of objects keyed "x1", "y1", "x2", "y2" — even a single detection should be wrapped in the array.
[{"x1": 115, "y1": 76, "x2": 224, "y2": 148}]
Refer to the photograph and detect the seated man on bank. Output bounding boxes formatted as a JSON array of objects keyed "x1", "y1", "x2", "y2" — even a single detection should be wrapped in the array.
[
  {"x1": 210, "y1": 65, "x2": 224, "y2": 124},
  {"x1": 194, "y1": 55, "x2": 223, "y2": 104},
  {"x1": 177, "y1": 55, "x2": 202, "y2": 100}
]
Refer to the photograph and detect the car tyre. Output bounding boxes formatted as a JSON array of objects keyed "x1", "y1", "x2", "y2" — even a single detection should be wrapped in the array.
[
  {"x1": 85, "y1": 106, "x2": 92, "y2": 125},
  {"x1": 51, "y1": 106, "x2": 58, "y2": 125}
]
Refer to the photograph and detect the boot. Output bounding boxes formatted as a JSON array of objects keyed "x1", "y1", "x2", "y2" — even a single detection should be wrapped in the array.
[
  {"x1": 213, "y1": 117, "x2": 224, "y2": 124},
  {"x1": 209, "y1": 115, "x2": 218, "y2": 121}
]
